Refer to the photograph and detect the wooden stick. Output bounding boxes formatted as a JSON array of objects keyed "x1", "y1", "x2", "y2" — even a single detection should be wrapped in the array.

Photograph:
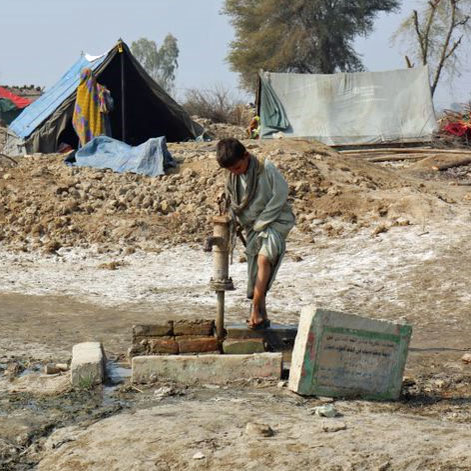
[
  {"x1": 432, "y1": 158, "x2": 471, "y2": 171},
  {"x1": 340, "y1": 147, "x2": 471, "y2": 155},
  {"x1": 0, "y1": 153, "x2": 18, "y2": 165},
  {"x1": 366, "y1": 153, "x2": 434, "y2": 162}
]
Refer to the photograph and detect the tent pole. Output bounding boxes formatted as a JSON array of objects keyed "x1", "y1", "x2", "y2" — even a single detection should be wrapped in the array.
[{"x1": 120, "y1": 48, "x2": 126, "y2": 143}]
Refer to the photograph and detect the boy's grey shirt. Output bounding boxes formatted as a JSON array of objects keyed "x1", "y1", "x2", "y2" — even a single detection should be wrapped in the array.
[{"x1": 236, "y1": 159, "x2": 295, "y2": 235}]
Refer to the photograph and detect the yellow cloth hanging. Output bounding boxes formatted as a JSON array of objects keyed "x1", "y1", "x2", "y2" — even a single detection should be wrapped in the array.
[{"x1": 72, "y1": 68, "x2": 109, "y2": 146}]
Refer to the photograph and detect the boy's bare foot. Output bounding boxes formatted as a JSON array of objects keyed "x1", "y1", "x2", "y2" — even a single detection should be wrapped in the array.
[
  {"x1": 248, "y1": 309, "x2": 264, "y2": 326},
  {"x1": 247, "y1": 309, "x2": 270, "y2": 329},
  {"x1": 247, "y1": 318, "x2": 271, "y2": 330}
]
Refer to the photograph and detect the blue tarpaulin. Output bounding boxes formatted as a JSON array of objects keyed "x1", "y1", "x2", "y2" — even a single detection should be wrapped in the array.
[
  {"x1": 70, "y1": 135, "x2": 176, "y2": 177},
  {"x1": 9, "y1": 55, "x2": 107, "y2": 139}
]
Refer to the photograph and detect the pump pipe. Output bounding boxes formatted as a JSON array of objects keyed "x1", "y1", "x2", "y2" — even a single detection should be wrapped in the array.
[{"x1": 203, "y1": 215, "x2": 235, "y2": 339}]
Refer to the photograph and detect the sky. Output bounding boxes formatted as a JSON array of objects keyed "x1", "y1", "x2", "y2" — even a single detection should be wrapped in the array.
[{"x1": 0, "y1": 0, "x2": 469, "y2": 110}]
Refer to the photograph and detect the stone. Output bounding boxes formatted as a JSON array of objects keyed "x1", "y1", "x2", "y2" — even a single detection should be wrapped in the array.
[
  {"x1": 177, "y1": 337, "x2": 220, "y2": 353},
  {"x1": 148, "y1": 338, "x2": 179, "y2": 354},
  {"x1": 132, "y1": 322, "x2": 173, "y2": 338},
  {"x1": 223, "y1": 338, "x2": 265, "y2": 354},
  {"x1": 312, "y1": 404, "x2": 338, "y2": 417},
  {"x1": 245, "y1": 422, "x2": 274, "y2": 437},
  {"x1": 461, "y1": 353, "x2": 471, "y2": 364},
  {"x1": 132, "y1": 353, "x2": 283, "y2": 384},
  {"x1": 322, "y1": 421, "x2": 347, "y2": 433},
  {"x1": 289, "y1": 306, "x2": 412, "y2": 400},
  {"x1": 44, "y1": 364, "x2": 61, "y2": 375},
  {"x1": 127, "y1": 344, "x2": 147, "y2": 359},
  {"x1": 173, "y1": 319, "x2": 214, "y2": 336},
  {"x1": 70, "y1": 342, "x2": 106, "y2": 387},
  {"x1": 154, "y1": 386, "x2": 178, "y2": 398}
]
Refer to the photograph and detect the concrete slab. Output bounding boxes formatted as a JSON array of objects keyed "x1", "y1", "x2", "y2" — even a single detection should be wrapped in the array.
[
  {"x1": 289, "y1": 306, "x2": 412, "y2": 400},
  {"x1": 132, "y1": 352, "x2": 282, "y2": 384},
  {"x1": 226, "y1": 323, "x2": 297, "y2": 351},
  {"x1": 223, "y1": 338, "x2": 266, "y2": 354},
  {"x1": 71, "y1": 342, "x2": 106, "y2": 387}
]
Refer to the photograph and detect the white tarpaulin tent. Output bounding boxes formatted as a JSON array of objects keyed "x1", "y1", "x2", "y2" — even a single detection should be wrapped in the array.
[{"x1": 259, "y1": 66, "x2": 437, "y2": 145}]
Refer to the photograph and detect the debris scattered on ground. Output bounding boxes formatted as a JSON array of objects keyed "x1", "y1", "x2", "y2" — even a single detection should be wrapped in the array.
[
  {"x1": 44, "y1": 363, "x2": 69, "y2": 374},
  {"x1": 321, "y1": 421, "x2": 347, "y2": 432},
  {"x1": 2, "y1": 136, "x2": 471, "y2": 469},
  {"x1": 245, "y1": 422, "x2": 274, "y2": 437},
  {"x1": 1, "y1": 139, "x2": 469, "y2": 254},
  {"x1": 312, "y1": 404, "x2": 339, "y2": 418},
  {"x1": 461, "y1": 353, "x2": 471, "y2": 364},
  {"x1": 153, "y1": 385, "x2": 182, "y2": 399}
]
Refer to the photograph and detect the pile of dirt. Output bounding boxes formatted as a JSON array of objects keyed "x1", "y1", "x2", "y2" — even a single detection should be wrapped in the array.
[
  {"x1": 0, "y1": 139, "x2": 468, "y2": 253},
  {"x1": 192, "y1": 116, "x2": 248, "y2": 140}
]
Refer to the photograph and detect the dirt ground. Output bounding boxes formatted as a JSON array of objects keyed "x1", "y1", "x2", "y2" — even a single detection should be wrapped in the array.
[{"x1": 1, "y1": 136, "x2": 471, "y2": 470}]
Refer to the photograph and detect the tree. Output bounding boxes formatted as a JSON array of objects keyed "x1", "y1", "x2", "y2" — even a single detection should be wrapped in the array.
[
  {"x1": 393, "y1": 0, "x2": 471, "y2": 97},
  {"x1": 223, "y1": 0, "x2": 401, "y2": 91},
  {"x1": 131, "y1": 34, "x2": 179, "y2": 94},
  {"x1": 182, "y1": 84, "x2": 247, "y2": 124}
]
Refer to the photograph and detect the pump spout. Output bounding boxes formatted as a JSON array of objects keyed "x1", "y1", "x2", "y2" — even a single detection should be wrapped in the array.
[{"x1": 203, "y1": 236, "x2": 224, "y2": 252}]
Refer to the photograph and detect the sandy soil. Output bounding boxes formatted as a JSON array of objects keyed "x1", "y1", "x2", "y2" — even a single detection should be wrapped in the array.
[{"x1": 2, "y1": 138, "x2": 471, "y2": 470}]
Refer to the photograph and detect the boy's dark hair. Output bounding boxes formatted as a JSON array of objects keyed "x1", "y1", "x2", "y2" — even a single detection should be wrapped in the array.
[{"x1": 216, "y1": 138, "x2": 247, "y2": 168}]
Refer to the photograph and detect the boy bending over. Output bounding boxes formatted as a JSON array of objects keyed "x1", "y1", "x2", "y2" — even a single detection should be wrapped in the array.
[{"x1": 216, "y1": 138, "x2": 295, "y2": 329}]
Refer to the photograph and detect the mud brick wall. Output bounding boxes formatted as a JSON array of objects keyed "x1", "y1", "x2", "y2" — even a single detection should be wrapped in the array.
[{"x1": 129, "y1": 320, "x2": 220, "y2": 358}]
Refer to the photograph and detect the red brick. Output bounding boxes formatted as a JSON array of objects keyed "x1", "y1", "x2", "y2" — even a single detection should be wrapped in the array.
[
  {"x1": 133, "y1": 335, "x2": 173, "y2": 345},
  {"x1": 177, "y1": 337, "x2": 220, "y2": 354},
  {"x1": 132, "y1": 322, "x2": 173, "y2": 338},
  {"x1": 174, "y1": 334, "x2": 212, "y2": 339},
  {"x1": 173, "y1": 319, "x2": 214, "y2": 336},
  {"x1": 148, "y1": 338, "x2": 179, "y2": 354}
]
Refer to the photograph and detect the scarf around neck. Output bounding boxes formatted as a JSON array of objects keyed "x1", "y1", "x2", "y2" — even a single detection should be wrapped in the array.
[{"x1": 226, "y1": 154, "x2": 265, "y2": 216}]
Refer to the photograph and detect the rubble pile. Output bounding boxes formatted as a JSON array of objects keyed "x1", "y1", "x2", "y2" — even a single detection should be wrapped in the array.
[
  {"x1": 0, "y1": 125, "x2": 7, "y2": 151},
  {"x1": 0, "y1": 139, "x2": 453, "y2": 253}
]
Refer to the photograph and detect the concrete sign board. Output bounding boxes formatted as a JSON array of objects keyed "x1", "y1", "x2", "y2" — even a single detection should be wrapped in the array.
[{"x1": 289, "y1": 306, "x2": 412, "y2": 400}]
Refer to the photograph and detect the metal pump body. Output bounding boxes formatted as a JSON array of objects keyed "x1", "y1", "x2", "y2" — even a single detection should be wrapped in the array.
[{"x1": 204, "y1": 215, "x2": 235, "y2": 339}]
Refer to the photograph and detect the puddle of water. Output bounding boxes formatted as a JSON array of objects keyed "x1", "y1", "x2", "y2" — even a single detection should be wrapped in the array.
[
  {"x1": 106, "y1": 361, "x2": 131, "y2": 385},
  {"x1": 19, "y1": 364, "x2": 42, "y2": 377},
  {"x1": 103, "y1": 361, "x2": 132, "y2": 407}
]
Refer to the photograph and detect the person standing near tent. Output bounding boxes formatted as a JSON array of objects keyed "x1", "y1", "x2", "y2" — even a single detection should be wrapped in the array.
[
  {"x1": 72, "y1": 68, "x2": 113, "y2": 147},
  {"x1": 216, "y1": 138, "x2": 295, "y2": 329}
]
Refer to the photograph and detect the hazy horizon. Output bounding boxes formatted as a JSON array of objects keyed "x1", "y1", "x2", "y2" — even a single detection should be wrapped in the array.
[{"x1": 0, "y1": 0, "x2": 469, "y2": 110}]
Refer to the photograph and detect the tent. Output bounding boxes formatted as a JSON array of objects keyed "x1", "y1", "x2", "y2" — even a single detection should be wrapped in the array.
[
  {"x1": 6, "y1": 40, "x2": 202, "y2": 154},
  {"x1": 258, "y1": 66, "x2": 437, "y2": 146},
  {"x1": 0, "y1": 86, "x2": 31, "y2": 125}
]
